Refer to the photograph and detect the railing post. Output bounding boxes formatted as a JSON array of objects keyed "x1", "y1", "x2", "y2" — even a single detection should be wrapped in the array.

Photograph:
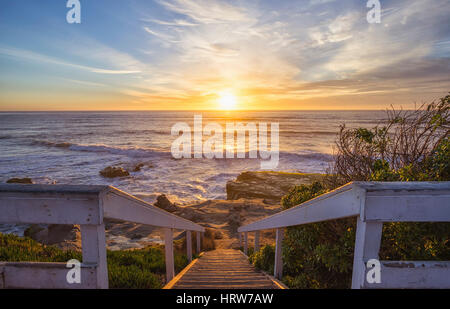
[
  {"x1": 186, "y1": 230, "x2": 192, "y2": 262},
  {"x1": 243, "y1": 232, "x2": 248, "y2": 255},
  {"x1": 164, "y1": 228, "x2": 175, "y2": 282},
  {"x1": 351, "y1": 217, "x2": 383, "y2": 289},
  {"x1": 196, "y1": 231, "x2": 201, "y2": 253},
  {"x1": 254, "y1": 230, "x2": 260, "y2": 252},
  {"x1": 274, "y1": 228, "x2": 284, "y2": 280},
  {"x1": 81, "y1": 224, "x2": 108, "y2": 289}
]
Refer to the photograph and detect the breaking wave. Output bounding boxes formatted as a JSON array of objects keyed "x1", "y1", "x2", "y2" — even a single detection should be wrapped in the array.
[{"x1": 31, "y1": 140, "x2": 168, "y2": 158}]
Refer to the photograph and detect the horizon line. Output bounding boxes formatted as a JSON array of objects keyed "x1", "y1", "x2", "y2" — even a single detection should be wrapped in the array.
[{"x1": 0, "y1": 108, "x2": 405, "y2": 112}]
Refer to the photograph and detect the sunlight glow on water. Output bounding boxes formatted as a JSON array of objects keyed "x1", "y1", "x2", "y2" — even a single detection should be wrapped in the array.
[{"x1": 0, "y1": 110, "x2": 386, "y2": 204}]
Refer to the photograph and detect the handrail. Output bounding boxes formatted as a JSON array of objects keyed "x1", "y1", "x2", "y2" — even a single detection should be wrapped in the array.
[
  {"x1": 238, "y1": 182, "x2": 358, "y2": 232},
  {"x1": 238, "y1": 181, "x2": 450, "y2": 288},
  {"x1": 0, "y1": 184, "x2": 205, "y2": 288},
  {"x1": 0, "y1": 184, "x2": 204, "y2": 231}
]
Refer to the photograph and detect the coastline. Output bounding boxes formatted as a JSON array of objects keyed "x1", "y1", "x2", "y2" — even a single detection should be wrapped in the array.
[{"x1": 2, "y1": 171, "x2": 322, "y2": 251}]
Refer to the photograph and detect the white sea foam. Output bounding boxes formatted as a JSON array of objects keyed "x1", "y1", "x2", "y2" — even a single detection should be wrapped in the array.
[{"x1": 0, "y1": 110, "x2": 385, "y2": 237}]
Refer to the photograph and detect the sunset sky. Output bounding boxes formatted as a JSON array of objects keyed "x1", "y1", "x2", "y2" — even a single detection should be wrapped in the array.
[{"x1": 0, "y1": 0, "x2": 449, "y2": 111}]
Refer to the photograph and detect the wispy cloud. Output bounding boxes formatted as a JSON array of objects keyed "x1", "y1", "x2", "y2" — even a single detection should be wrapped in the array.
[
  {"x1": 157, "y1": 0, "x2": 250, "y2": 24},
  {"x1": 133, "y1": 0, "x2": 450, "y2": 108},
  {"x1": 0, "y1": 46, "x2": 141, "y2": 75},
  {"x1": 1, "y1": 0, "x2": 449, "y2": 110}
]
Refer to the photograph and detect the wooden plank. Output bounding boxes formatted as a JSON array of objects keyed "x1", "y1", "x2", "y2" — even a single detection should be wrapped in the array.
[
  {"x1": 243, "y1": 232, "x2": 248, "y2": 255},
  {"x1": 0, "y1": 184, "x2": 108, "y2": 194},
  {"x1": 365, "y1": 192, "x2": 450, "y2": 222},
  {"x1": 363, "y1": 261, "x2": 450, "y2": 289},
  {"x1": 174, "y1": 283, "x2": 276, "y2": 288},
  {"x1": 0, "y1": 192, "x2": 101, "y2": 225},
  {"x1": 239, "y1": 182, "x2": 450, "y2": 232},
  {"x1": 172, "y1": 249, "x2": 280, "y2": 289},
  {"x1": 81, "y1": 224, "x2": 108, "y2": 289},
  {"x1": 164, "y1": 228, "x2": 175, "y2": 282},
  {"x1": 254, "y1": 230, "x2": 260, "y2": 252},
  {"x1": 186, "y1": 231, "x2": 192, "y2": 262},
  {"x1": 163, "y1": 254, "x2": 201, "y2": 289},
  {"x1": 238, "y1": 185, "x2": 360, "y2": 232},
  {"x1": 354, "y1": 181, "x2": 450, "y2": 191},
  {"x1": 196, "y1": 231, "x2": 201, "y2": 254},
  {"x1": 1, "y1": 262, "x2": 97, "y2": 289},
  {"x1": 274, "y1": 228, "x2": 284, "y2": 280},
  {"x1": 102, "y1": 190, "x2": 204, "y2": 232},
  {"x1": 351, "y1": 217, "x2": 383, "y2": 289}
]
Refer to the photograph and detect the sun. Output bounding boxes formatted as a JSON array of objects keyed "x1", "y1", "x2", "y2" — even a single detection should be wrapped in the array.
[{"x1": 218, "y1": 92, "x2": 237, "y2": 110}]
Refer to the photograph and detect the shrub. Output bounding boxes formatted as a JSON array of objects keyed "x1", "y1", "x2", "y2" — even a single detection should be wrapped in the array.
[
  {"x1": 280, "y1": 183, "x2": 356, "y2": 288},
  {"x1": 249, "y1": 245, "x2": 275, "y2": 274},
  {"x1": 331, "y1": 93, "x2": 449, "y2": 184},
  {"x1": 0, "y1": 233, "x2": 190, "y2": 289},
  {"x1": 255, "y1": 94, "x2": 450, "y2": 289}
]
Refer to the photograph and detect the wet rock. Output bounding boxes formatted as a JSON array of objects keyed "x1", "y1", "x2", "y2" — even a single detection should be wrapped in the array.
[
  {"x1": 133, "y1": 163, "x2": 145, "y2": 172},
  {"x1": 226, "y1": 171, "x2": 324, "y2": 203},
  {"x1": 24, "y1": 224, "x2": 47, "y2": 239},
  {"x1": 154, "y1": 194, "x2": 178, "y2": 213},
  {"x1": 24, "y1": 224, "x2": 81, "y2": 250},
  {"x1": 6, "y1": 177, "x2": 33, "y2": 184},
  {"x1": 130, "y1": 233, "x2": 145, "y2": 240},
  {"x1": 100, "y1": 166, "x2": 130, "y2": 178}
]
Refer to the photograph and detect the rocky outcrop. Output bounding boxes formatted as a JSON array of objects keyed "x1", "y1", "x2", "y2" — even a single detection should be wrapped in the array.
[
  {"x1": 226, "y1": 171, "x2": 324, "y2": 203},
  {"x1": 133, "y1": 163, "x2": 145, "y2": 172},
  {"x1": 6, "y1": 177, "x2": 33, "y2": 184},
  {"x1": 99, "y1": 166, "x2": 130, "y2": 178},
  {"x1": 24, "y1": 224, "x2": 81, "y2": 251},
  {"x1": 132, "y1": 162, "x2": 154, "y2": 172},
  {"x1": 154, "y1": 194, "x2": 178, "y2": 213}
]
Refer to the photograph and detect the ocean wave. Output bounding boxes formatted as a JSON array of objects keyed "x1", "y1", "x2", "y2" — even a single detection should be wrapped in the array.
[
  {"x1": 111, "y1": 129, "x2": 169, "y2": 136},
  {"x1": 31, "y1": 140, "x2": 170, "y2": 158},
  {"x1": 280, "y1": 151, "x2": 334, "y2": 162},
  {"x1": 281, "y1": 130, "x2": 337, "y2": 135},
  {"x1": 30, "y1": 139, "x2": 333, "y2": 162}
]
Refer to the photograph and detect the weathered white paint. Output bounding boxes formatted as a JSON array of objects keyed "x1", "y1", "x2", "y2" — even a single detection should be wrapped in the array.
[
  {"x1": 238, "y1": 185, "x2": 360, "y2": 232},
  {"x1": 254, "y1": 230, "x2": 260, "y2": 252},
  {"x1": 243, "y1": 232, "x2": 248, "y2": 255},
  {"x1": 0, "y1": 262, "x2": 98, "y2": 289},
  {"x1": 0, "y1": 184, "x2": 204, "y2": 289},
  {"x1": 103, "y1": 189, "x2": 204, "y2": 231},
  {"x1": 0, "y1": 192, "x2": 101, "y2": 225},
  {"x1": 351, "y1": 218, "x2": 383, "y2": 289},
  {"x1": 364, "y1": 192, "x2": 450, "y2": 222},
  {"x1": 238, "y1": 181, "x2": 450, "y2": 289},
  {"x1": 364, "y1": 261, "x2": 450, "y2": 289},
  {"x1": 274, "y1": 228, "x2": 284, "y2": 280},
  {"x1": 81, "y1": 224, "x2": 108, "y2": 289},
  {"x1": 353, "y1": 181, "x2": 450, "y2": 191},
  {"x1": 186, "y1": 231, "x2": 192, "y2": 262},
  {"x1": 164, "y1": 228, "x2": 175, "y2": 282},
  {"x1": 196, "y1": 231, "x2": 201, "y2": 254}
]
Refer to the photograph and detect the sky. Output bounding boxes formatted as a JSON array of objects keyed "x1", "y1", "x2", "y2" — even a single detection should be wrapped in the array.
[{"x1": 0, "y1": 0, "x2": 449, "y2": 111}]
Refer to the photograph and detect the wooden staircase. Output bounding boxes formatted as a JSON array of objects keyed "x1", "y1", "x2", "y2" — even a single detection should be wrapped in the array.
[{"x1": 167, "y1": 249, "x2": 282, "y2": 289}]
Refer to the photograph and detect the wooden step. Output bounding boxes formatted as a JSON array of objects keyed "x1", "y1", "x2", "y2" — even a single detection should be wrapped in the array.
[{"x1": 171, "y1": 249, "x2": 280, "y2": 289}]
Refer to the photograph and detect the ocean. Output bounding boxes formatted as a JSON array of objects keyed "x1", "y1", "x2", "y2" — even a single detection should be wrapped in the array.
[{"x1": 0, "y1": 110, "x2": 386, "y2": 206}]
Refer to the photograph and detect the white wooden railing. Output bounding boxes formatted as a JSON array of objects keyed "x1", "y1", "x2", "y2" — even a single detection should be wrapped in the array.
[
  {"x1": 238, "y1": 181, "x2": 450, "y2": 289},
  {"x1": 0, "y1": 184, "x2": 204, "y2": 289}
]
